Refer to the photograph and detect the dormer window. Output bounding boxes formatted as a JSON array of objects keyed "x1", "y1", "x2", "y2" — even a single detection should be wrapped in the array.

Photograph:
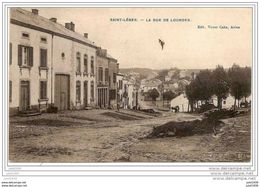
[
  {"x1": 22, "y1": 32, "x2": 29, "y2": 39},
  {"x1": 61, "y1": 52, "x2": 65, "y2": 59},
  {"x1": 40, "y1": 37, "x2": 47, "y2": 43}
]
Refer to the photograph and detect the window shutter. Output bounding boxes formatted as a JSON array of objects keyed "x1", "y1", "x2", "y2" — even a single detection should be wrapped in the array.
[
  {"x1": 29, "y1": 47, "x2": 33, "y2": 66},
  {"x1": 18, "y1": 45, "x2": 22, "y2": 66},
  {"x1": 40, "y1": 81, "x2": 43, "y2": 99},
  {"x1": 9, "y1": 81, "x2": 12, "y2": 102},
  {"x1": 9, "y1": 43, "x2": 12, "y2": 65},
  {"x1": 40, "y1": 49, "x2": 47, "y2": 67},
  {"x1": 44, "y1": 82, "x2": 47, "y2": 98}
]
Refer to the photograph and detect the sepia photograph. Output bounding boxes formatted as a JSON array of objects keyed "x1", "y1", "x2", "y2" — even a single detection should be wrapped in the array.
[{"x1": 8, "y1": 6, "x2": 252, "y2": 164}]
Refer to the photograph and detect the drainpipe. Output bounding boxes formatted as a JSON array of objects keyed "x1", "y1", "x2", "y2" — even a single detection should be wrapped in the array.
[{"x1": 51, "y1": 34, "x2": 54, "y2": 105}]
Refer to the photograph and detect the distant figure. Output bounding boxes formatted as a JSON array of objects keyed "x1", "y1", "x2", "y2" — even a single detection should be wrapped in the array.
[
  {"x1": 171, "y1": 106, "x2": 180, "y2": 113},
  {"x1": 158, "y1": 39, "x2": 165, "y2": 50}
]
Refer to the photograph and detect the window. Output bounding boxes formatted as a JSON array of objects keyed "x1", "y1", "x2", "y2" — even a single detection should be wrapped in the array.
[
  {"x1": 61, "y1": 53, "x2": 65, "y2": 59},
  {"x1": 76, "y1": 52, "x2": 81, "y2": 72},
  {"x1": 84, "y1": 54, "x2": 88, "y2": 73},
  {"x1": 98, "y1": 67, "x2": 103, "y2": 82},
  {"x1": 76, "y1": 81, "x2": 81, "y2": 102},
  {"x1": 91, "y1": 81, "x2": 94, "y2": 100},
  {"x1": 18, "y1": 45, "x2": 33, "y2": 67},
  {"x1": 9, "y1": 81, "x2": 12, "y2": 102},
  {"x1": 109, "y1": 89, "x2": 116, "y2": 100},
  {"x1": 91, "y1": 56, "x2": 94, "y2": 74},
  {"x1": 40, "y1": 81, "x2": 47, "y2": 99},
  {"x1": 40, "y1": 37, "x2": 47, "y2": 43},
  {"x1": 9, "y1": 43, "x2": 12, "y2": 65},
  {"x1": 40, "y1": 49, "x2": 47, "y2": 67},
  {"x1": 119, "y1": 80, "x2": 123, "y2": 89},
  {"x1": 22, "y1": 32, "x2": 29, "y2": 38},
  {"x1": 105, "y1": 68, "x2": 109, "y2": 82},
  {"x1": 113, "y1": 73, "x2": 116, "y2": 83}
]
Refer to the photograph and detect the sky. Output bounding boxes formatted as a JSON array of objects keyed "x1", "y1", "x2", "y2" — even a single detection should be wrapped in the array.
[{"x1": 26, "y1": 7, "x2": 252, "y2": 69}]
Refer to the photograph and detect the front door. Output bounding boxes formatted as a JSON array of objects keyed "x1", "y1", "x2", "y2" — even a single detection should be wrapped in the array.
[
  {"x1": 84, "y1": 81, "x2": 88, "y2": 107},
  {"x1": 55, "y1": 74, "x2": 70, "y2": 110},
  {"x1": 20, "y1": 81, "x2": 30, "y2": 111}
]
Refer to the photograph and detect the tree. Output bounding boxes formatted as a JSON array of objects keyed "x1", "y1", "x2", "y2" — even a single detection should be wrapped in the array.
[
  {"x1": 241, "y1": 67, "x2": 251, "y2": 100},
  {"x1": 193, "y1": 69, "x2": 214, "y2": 102},
  {"x1": 185, "y1": 81, "x2": 199, "y2": 112},
  {"x1": 162, "y1": 90, "x2": 176, "y2": 106},
  {"x1": 212, "y1": 65, "x2": 230, "y2": 109},
  {"x1": 163, "y1": 90, "x2": 176, "y2": 101},
  {"x1": 148, "y1": 88, "x2": 160, "y2": 103},
  {"x1": 228, "y1": 64, "x2": 251, "y2": 109}
]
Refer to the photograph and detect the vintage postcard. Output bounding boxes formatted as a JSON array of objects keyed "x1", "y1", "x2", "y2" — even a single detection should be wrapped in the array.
[{"x1": 1, "y1": 1, "x2": 258, "y2": 186}]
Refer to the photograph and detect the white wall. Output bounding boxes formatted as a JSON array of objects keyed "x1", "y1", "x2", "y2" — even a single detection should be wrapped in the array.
[
  {"x1": 9, "y1": 24, "x2": 52, "y2": 108},
  {"x1": 10, "y1": 23, "x2": 97, "y2": 111}
]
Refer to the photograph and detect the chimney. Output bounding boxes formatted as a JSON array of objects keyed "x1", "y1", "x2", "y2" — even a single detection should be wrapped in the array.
[
  {"x1": 65, "y1": 22, "x2": 75, "y2": 32},
  {"x1": 50, "y1": 17, "x2": 57, "y2": 23},
  {"x1": 84, "y1": 33, "x2": 88, "y2": 38},
  {"x1": 32, "y1": 9, "x2": 39, "y2": 15}
]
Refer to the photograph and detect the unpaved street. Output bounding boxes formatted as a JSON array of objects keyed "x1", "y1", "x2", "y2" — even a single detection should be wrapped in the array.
[{"x1": 9, "y1": 109, "x2": 251, "y2": 162}]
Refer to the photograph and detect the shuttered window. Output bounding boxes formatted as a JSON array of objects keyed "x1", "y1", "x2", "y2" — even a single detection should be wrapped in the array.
[
  {"x1": 76, "y1": 52, "x2": 81, "y2": 72},
  {"x1": 91, "y1": 56, "x2": 94, "y2": 74},
  {"x1": 76, "y1": 81, "x2": 81, "y2": 102},
  {"x1": 40, "y1": 49, "x2": 47, "y2": 67},
  {"x1": 18, "y1": 45, "x2": 33, "y2": 67},
  {"x1": 98, "y1": 67, "x2": 103, "y2": 82},
  {"x1": 40, "y1": 81, "x2": 47, "y2": 99},
  {"x1": 119, "y1": 80, "x2": 123, "y2": 89},
  {"x1": 84, "y1": 54, "x2": 88, "y2": 73},
  {"x1": 9, "y1": 81, "x2": 12, "y2": 102},
  {"x1": 9, "y1": 43, "x2": 12, "y2": 65},
  {"x1": 91, "y1": 81, "x2": 94, "y2": 100},
  {"x1": 105, "y1": 68, "x2": 109, "y2": 82},
  {"x1": 113, "y1": 73, "x2": 116, "y2": 83}
]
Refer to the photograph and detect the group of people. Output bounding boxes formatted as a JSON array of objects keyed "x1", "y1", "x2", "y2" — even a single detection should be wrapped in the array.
[{"x1": 170, "y1": 105, "x2": 180, "y2": 113}]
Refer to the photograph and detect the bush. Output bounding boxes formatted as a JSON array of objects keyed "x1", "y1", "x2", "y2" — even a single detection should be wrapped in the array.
[{"x1": 197, "y1": 103, "x2": 216, "y2": 113}]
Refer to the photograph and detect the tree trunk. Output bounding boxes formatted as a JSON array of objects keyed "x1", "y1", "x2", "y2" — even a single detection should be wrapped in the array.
[
  {"x1": 217, "y1": 97, "x2": 222, "y2": 110},
  {"x1": 191, "y1": 101, "x2": 194, "y2": 113},
  {"x1": 234, "y1": 98, "x2": 236, "y2": 110}
]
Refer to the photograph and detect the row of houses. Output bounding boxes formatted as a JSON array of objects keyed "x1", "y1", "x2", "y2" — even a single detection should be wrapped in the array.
[
  {"x1": 9, "y1": 8, "x2": 119, "y2": 115},
  {"x1": 117, "y1": 74, "x2": 138, "y2": 109},
  {"x1": 170, "y1": 93, "x2": 251, "y2": 112}
]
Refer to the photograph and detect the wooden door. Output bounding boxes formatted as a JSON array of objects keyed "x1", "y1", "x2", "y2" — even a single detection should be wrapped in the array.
[
  {"x1": 55, "y1": 74, "x2": 70, "y2": 110},
  {"x1": 20, "y1": 81, "x2": 30, "y2": 111}
]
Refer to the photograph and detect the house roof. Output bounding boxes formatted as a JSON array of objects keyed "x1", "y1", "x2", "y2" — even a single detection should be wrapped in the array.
[
  {"x1": 117, "y1": 73, "x2": 124, "y2": 77},
  {"x1": 10, "y1": 8, "x2": 97, "y2": 49}
]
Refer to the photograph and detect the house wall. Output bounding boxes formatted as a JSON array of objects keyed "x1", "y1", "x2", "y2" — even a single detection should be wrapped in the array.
[
  {"x1": 116, "y1": 74, "x2": 124, "y2": 107},
  {"x1": 9, "y1": 23, "x2": 97, "y2": 114},
  {"x1": 170, "y1": 94, "x2": 189, "y2": 112},
  {"x1": 9, "y1": 24, "x2": 52, "y2": 114},
  {"x1": 52, "y1": 35, "x2": 73, "y2": 109},
  {"x1": 96, "y1": 54, "x2": 109, "y2": 108},
  {"x1": 108, "y1": 61, "x2": 118, "y2": 108},
  {"x1": 71, "y1": 41, "x2": 96, "y2": 109}
]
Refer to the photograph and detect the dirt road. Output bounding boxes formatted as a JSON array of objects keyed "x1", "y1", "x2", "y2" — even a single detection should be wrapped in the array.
[{"x1": 9, "y1": 109, "x2": 251, "y2": 162}]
